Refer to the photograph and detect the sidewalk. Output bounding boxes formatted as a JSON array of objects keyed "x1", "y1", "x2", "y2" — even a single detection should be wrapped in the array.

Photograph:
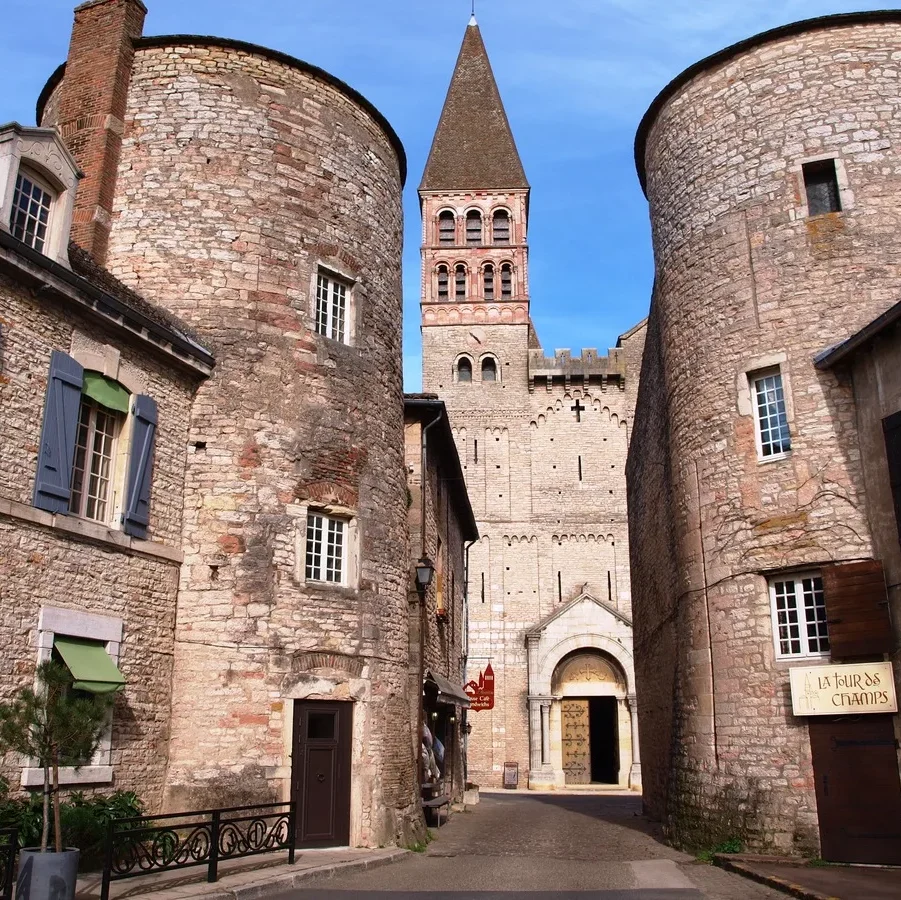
[
  {"x1": 73, "y1": 848, "x2": 408, "y2": 900},
  {"x1": 715, "y1": 853, "x2": 901, "y2": 900}
]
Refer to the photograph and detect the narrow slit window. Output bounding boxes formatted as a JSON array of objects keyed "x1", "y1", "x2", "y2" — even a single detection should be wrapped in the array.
[
  {"x1": 466, "y1": 210, "x2": 482, "y2": 245},
  {"x1": 607, "y1": 571, "x2": 612, "y2": 603},
  {"x1": 455, "y1": 264, "x2": 467, "y2": 300},
  {"x1": 557, "y1": 571, "x2": 562, "y2": 602},
  {"x1": 578, "y1": 455, "x2": 582, "y2": 481},
  {"x1": 492, "y1": 209, "x2": 510, "y2": 245},
  {"x1": 481, "y1": 571, "x2": 485, "y2": 603},
  {"x1": 474, "y1": 439, "x2": 478, "y2": 463},
  {"x1": 438, "y1": 210, "x2": 455, "y2": 245},
  {"x1": 803, "y1": 159, "x2": 841, "y2": 215},
  {"x1": 483, "y1": 264, "x2": 495, "y2": 300},
  {"x1": 437, "y1": 264, "x2": 449, "y2": 301},
  {"x1": 500, "y1": 263, "x2": 513, "y2": 299}
]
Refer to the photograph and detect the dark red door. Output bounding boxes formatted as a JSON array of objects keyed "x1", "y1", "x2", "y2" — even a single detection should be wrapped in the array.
[
  {"x1": 809, "y1": 714, "x2": 901, "y2": 864},
  {"x1": 292, "y1": 701, "x2": 352, "y2": 847}
]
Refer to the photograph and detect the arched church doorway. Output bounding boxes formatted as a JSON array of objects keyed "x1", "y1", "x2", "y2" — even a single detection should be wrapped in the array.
[{"x1": 552, "y1": 651, "x2": 627, "y2": 786}]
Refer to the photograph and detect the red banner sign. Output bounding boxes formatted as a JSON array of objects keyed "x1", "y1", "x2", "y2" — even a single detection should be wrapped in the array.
[{"x1": 465, "y1": 663, "x2": 495, "y2": 711}]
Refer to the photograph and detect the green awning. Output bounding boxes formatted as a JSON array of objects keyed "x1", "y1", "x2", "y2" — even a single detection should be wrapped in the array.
[
  {"x1": 54, "y1": 637, "x2": 125, "y2": 694},
  {"x1": 83, "y1": 371, "x2": 130, "y2": 414}
]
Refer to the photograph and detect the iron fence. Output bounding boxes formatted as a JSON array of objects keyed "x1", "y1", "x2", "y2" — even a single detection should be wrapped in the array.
[
  {"x1": 0, "y1": 828, "x2": 17, "y2": 900},
  {"x1": 100, "y1": 801, "x2": 295, "y2": 900}
]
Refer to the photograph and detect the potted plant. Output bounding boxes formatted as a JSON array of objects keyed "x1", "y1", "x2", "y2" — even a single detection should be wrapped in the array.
[{"x1": 0, "y1": 660, "x2": 112, "y2": 900}]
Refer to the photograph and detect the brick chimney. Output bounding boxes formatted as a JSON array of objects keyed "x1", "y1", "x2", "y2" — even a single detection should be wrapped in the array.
[{"x1": 57, "y1": 0, "x2": 146, "y2": 265}]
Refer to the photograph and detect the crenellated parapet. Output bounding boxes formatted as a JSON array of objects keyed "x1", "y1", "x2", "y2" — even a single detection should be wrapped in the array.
[{"x1": 528, "y1": 347, "x2": 626, "y2": 392}]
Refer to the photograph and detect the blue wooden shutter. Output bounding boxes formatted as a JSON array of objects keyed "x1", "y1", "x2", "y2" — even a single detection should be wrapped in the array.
[
  {"x1": 33, "y1": 351, "x2": 84, "y2": 513},
  {"x1": 123, "y1": 394, "x2": 158, "y2": 540}
]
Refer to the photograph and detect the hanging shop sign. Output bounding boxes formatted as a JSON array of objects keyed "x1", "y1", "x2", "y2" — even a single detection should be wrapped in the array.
[
  {"x1": 465, "y1": 663, "x2": 495, "y2": 711},
  {"x1": 789, "y1": 661, "x2": 897, "y2": 716}
]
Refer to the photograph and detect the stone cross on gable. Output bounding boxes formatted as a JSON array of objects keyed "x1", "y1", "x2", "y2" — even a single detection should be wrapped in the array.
[{"x1": 571, "y1": 399, "x2": 585, "y2": 422}]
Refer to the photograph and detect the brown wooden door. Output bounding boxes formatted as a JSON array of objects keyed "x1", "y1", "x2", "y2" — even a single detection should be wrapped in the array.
[
  {"x1": 292, "y1": 701, "x2": 352, "y2": 847},
  {"x1": 562, "y1": 699, "x2": 590, "y2": 784},
  {"x1": 809, "y1": 714, "x2": 901, "y2": 864}
]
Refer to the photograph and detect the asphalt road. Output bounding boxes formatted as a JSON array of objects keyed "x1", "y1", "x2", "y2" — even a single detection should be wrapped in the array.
[{"x1": 275, "y1": 791, "x2": 787, "y2": 899}]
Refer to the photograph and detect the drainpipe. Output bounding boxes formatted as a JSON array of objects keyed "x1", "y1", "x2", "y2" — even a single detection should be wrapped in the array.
[
  {"x1": 462, "y1": 537, "x2": 477, "y2": 785},
  {"x1": 417, "y1": 408, "x2": 444, "y2": 797}
]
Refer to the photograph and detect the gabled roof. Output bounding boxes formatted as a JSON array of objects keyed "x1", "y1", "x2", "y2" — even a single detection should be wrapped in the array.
[
  {"x1": 420, "y1": 17, "x2": 528, "y2": 193},
  {"x1": 814, "y1": 298, "x2": 901, "y2": 369},
  {"x1": 527, "y1": 591, "x2": 633, "y2": 636}
]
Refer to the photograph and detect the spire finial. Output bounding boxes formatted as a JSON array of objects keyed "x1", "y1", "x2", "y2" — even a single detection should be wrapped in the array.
[{"x1": 470, "y1": 0, "x2": 477, "y2": 25}]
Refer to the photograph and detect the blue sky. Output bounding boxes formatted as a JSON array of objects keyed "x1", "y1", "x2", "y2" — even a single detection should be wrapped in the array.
[{"x1": 0, "y1": 1, "x2": 881, "y2": 389}]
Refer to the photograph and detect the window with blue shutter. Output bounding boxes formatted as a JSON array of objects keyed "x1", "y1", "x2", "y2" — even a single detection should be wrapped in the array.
[
  {"x1": 33, "y1": 351, "x2": 84, "y2": 513},
  {"x1": 123, "y1": 394, "x2": 158, "y2": 540}
]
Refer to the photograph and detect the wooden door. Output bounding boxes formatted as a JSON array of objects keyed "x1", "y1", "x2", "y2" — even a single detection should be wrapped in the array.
[
  {"x1": 562, "y1": 699, "x2": 590, "y2": 784},
  {"x1": 809, "y1": 714, "x2": 901, "y2": 864},
  {"x1": 292, "y1": 701, "x2": 352, "y2": 847}
]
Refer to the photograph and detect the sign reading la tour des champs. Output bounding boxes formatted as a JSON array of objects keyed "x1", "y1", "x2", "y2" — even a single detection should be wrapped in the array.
[{"x1": 790, "y1": 661, "x2": 898, "y2": 716}]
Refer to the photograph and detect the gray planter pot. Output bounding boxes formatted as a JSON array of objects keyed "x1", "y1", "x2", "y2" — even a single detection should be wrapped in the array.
[{"x1": 16, "y1": 848, "x2": 80, "y2": 900}]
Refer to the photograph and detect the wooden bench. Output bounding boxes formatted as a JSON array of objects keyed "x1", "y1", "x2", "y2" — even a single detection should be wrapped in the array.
[{"x1": 422, "y1": 794, "x2": 450, "y2": 828}]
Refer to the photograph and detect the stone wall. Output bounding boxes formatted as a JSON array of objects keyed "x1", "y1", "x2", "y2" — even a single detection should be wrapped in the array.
[
  {"x1": 0, "y1": 269, "x2": 198, "y2": 806},
  {"x1": 43, "y1": 36, "x2": 414, "y2": 845},
  {"x1": 632, "y1": 16, "x2": 901, "y2": 853}
]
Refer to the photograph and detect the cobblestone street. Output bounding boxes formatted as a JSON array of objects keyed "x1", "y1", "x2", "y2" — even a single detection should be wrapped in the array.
[{"x1": 280, "y1": 792, "x2": 788, "y2": 899}]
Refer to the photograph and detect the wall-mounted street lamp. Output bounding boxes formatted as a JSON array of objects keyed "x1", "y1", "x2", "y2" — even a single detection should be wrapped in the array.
[{"x1": 415, "y1": 557, "x2": 435, "y2": 594}]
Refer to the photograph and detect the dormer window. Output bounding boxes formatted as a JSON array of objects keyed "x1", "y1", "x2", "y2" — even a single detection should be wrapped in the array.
[
  {"x1": 0, "y1": 123, "x2": 82, "y2": 268},
  {"x1": 10, "y1": 170, "x2": 53, "y2": 253}
]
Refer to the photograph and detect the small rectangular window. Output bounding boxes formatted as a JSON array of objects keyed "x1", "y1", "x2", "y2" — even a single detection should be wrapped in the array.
[
  {"x1": 315, "y1": 272, "x2": 349, "y2": 343},
  {"x1": 803, "y1": 159, "x2": 841, "y2": 216},
  {"x1": 752, "y1": 369, "x2": 791, "y2": 459},
  {"x1": 10, "y1": 171, "x2": 53, "y2": 253},
  {"x1": 770, "y1": 573, "x2": 829, "y2": 659},
  {"x1": 305, "y1": 512, "x2": 347, "y2": 584}
]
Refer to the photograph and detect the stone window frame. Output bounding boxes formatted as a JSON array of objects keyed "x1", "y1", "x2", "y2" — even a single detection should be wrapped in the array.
[
  {"x1": 311, "y1": 264, "x2": 357, "y2": 346},
  {"x1": 490, "y1": 207, "x2": 512, "y2": 245},
  {"x1": 289, "y1": 501, "x2": 360, "y2": 591},
  {"x1": 736, "y1": 353, "x2": 794, "y2": 464},
  {"x1": 0, "y1": 123, "x2": 82, "y2": 268},
  {"x1": 791, "y1": 153, "x2": 854, "y2": 221},
  {"x1": 479, "y1": 352, "x2": 500, "y2": 384},
  {"x1": 453, "y1": 262, "x2": 469, "y2": 301},
  {"x1": 464, "y1": 207, "x2": 483, "y2": 245},
  {"x1": 454, "y1": 353, "x2": 474, "y2": 384},
  {"x1": 480, "y1": 261, "x2": 495, "y2": 301},
  {"x1": 499, "y1": 260, "x2": 514, "y2": 299},
  {"x1": 435, "y1": 262, "x2": 450, "y2": 301},
  {"x1": 768, "y1": 571, "x2": 830, "y2": 661},
  {"x1": 22, "y1": 606, "x2": 124, "y2": 787},
  {"x1": 436, "y1": 208, "x2": 457, "y2": 246}
]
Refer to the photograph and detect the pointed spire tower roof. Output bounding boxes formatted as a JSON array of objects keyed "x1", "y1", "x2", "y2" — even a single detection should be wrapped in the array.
[{"x1": 420, "y1": 16, "x2": 529, "y2": 192}]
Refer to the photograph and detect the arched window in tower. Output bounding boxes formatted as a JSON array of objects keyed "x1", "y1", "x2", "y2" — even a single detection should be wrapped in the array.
[
  {"x1": 438, "y1": 210, "x2": 455, "y2": 245},
  {"x1": 457, "y1": 356, "x2": 473, "y2": 383},
  {"x1": 455, "y1": 263, "x2": 467, "y2": 300},
  {"x1": 500, "y1": 263, "x2": 513, "y2": 299},
  {"x1": 483, "y1": 263, "x2": 495, "y2": 300},
  {"x1": 482, "y1": 357, "x2": 498, "y2": 382},
  {"x1": 492, "y1": 209, "x2": 510, "y2": 245},
  {"x1": 436, "y1": 264, "x2": 449, "y2": 301},
  {"x1": 466, "y1": 210, "x2": 482, "y2": 245}
]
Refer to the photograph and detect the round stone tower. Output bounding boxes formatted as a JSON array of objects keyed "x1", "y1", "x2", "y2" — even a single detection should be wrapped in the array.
[
  {"x1": 630, "y1": 12, "x2": 901, "y2": 854},
  {"x1": 40, "y1": 0, "x2": 415, "y2": 847}
]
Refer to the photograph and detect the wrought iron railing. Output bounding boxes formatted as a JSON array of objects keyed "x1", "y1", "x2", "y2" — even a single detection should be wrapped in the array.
[
  {"x1": 100, "y1": 802, "x2": 295, "y2": 900},
  {"x1": 0, "y1": 828, "x2": 17, "y2": 900}
]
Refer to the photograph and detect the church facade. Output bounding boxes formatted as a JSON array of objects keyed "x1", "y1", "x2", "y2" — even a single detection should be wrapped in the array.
[{"x1": 420, "y1": 18, "x2": 646, "y2": 790}]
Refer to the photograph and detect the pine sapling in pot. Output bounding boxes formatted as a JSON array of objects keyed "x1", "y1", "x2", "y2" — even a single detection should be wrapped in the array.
[{"x1": 0, "y1": 660, "x2": 112, "y2": 899}]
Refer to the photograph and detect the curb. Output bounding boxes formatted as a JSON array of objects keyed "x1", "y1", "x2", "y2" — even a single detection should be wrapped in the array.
[{"x1": 713, "y1": 856, "x2": 840, "y2": 900}]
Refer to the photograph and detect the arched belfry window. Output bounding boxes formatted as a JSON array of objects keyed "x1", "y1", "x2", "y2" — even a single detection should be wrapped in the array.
[
  {"x1": 455, "y1": 263, "x2": 467, "y2": 300},
  {"x1": 436, "y1": 264, "x2": 449, "y2": 301},
  {"x1": 482, "y1": 357, "x2": 497, "y2": 382},
  {"x1": 438, "y1": 210, "x2": 455, "y2": 245},
  {"x1": 483, "y1": 263, "x2": 495, "y2": 300},
  {"x1": 457, "y1": 357, "x2": 473, "y2": 383},
  {"x1": 492, "y1": 209, "x2": 510, "y2": 245},
  {"x1": 466, "y1": 210, "x2": 482, "y2": 245},
  {"x1": 501, "y1": 263, "x2": 513, "y2": 299}
]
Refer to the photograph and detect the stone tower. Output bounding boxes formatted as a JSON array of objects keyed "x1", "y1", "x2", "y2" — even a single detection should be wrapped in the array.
[{"x1": 421, "y1": 16, "x2": 646, "y2": 790}]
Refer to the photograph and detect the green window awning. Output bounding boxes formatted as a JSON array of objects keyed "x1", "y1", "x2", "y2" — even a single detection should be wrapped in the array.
[
  {"x1": 83, "y1": 371, "x2": 130, "y2": 414},
  {"x1": 54, "y1": 636, "x2": 125, "y2": 694}
]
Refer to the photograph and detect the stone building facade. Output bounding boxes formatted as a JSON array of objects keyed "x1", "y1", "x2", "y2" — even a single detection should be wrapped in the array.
[
  {"x1": 420, "y1": 17, "x2": 645, "y2": 790},
  {"x1": 0, "y1": 0, "x2": 453, "y2": 850},
  {"x1": 404, "y1": 396, "x2": 479, "y2": 813},
  {"x1": 629, "y1": 11, "x2": 901, "y2": 862}
]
